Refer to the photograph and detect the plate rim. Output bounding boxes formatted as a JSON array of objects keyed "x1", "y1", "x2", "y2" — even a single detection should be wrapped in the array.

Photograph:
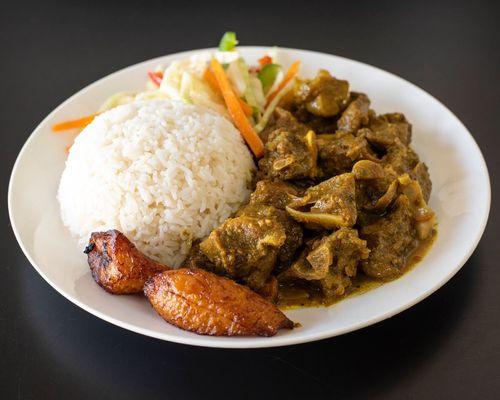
[{"x1": 8, "y1": 46, "x2": 491, "y2": 348}]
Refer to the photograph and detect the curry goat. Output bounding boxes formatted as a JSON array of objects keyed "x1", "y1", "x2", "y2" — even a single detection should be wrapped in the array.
[{"x1": 184, "y1": 69, "x2": 436, "y2": 307}]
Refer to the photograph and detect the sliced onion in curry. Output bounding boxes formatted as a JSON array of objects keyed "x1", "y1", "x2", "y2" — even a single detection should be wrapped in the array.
[
  {"x1": 286, "y1": 206, "x2": 349, "y2": 229},
  {"x1": 352, "y1": 159, "x2": 385, "y2": 180},
  {"x1": 364, "y1": 179, "x2": 399, "y2": 211}
]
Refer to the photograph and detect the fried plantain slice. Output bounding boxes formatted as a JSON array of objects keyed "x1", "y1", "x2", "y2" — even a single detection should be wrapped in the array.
[
  {"x1": 85, "y1": 230, "x2": 169, "y2": 294},
  {"x1": 144, "y1": 268, "x2": 294, "y2": 336}
]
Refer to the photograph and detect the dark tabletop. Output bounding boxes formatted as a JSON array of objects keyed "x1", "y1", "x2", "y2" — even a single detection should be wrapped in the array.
[{"x1": 1, "y1": 1, "x2": 499, "y2": 399}]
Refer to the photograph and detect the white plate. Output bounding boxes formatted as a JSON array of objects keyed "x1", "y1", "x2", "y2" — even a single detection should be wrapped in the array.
[{"x1": 8, "y1": 47, "x2": 490, "y2": 348}]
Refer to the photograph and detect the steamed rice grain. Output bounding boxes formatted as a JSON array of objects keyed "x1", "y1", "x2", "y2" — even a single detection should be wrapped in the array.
[{"x1": 58, "y1": 100, "x2": 255, "y2": 266}]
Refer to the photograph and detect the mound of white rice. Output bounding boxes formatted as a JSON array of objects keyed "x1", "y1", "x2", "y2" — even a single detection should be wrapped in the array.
[{"x1": 58, "y1": 100, "x2": 255, "y2": 266}]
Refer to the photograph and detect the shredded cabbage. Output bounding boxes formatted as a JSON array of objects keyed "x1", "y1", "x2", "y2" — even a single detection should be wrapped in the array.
[
  {"x1": 236, "y1": 58, "x2": 265, "y2": 115},
  {"x1": 99, "y1": 46, "x2": 289, "y2": 132},
  {"x1": 159, "y1": 58, "x2": 228, "y2": 116},
  {"x1": 214, "y1": 50, "x2": 240, "y2": 64},
  {"x1": 255, "y1": 78, "x2": 296, "y2": 133},
  {"x1": 247, "y1": 75, "x2": 266, "y2": 111},
  {"x1": 226, "y1": 60, "x2": 246, "y2": 97},
  {"x1": 135, "y1": 90, "x2": 168, "y2": 102},
  {"x1": 219, "y1": 32, "x2": 239, "y2": 51},
  {"x1": 99, "y1": 91, "x2": 137, "y2": 112}
]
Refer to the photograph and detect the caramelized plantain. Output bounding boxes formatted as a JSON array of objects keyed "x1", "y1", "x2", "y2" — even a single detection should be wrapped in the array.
[
  {"x1": 144, "y1": 268, "x2": 294, "y2": 336},
  {"x1": 85, "y1": 230, "x2": 169, "y2": 294}
]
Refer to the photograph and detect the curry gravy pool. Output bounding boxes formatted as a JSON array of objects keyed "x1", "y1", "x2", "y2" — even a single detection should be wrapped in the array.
[{"x1": 278, "y1": 231, "x2": 437, "y2": 309}]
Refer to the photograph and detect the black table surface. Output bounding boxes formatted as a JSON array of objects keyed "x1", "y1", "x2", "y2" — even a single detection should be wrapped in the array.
[{"x1": 1, "y1": 1, "x2": 499, "y2": 399}]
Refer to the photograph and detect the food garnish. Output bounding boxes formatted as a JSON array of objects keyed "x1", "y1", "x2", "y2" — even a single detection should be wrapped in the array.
[
  {"x1": 218, "y1": 31, "x2": 239, "y2": 51},
  {"x1": 258, "y1": 55, "x2": 273, "y2": 67},
  {"x1": 203, "y1": 66, "x2": 253, "y2": 116},
  {"x1": 210, "y1": 59, "x2": 264, "y2": 157},
  {"x1": 203, "y1": 66, "x2": 220, "y2": 93},
  {"x1": 258, "y1": 63, "x2": 281, "y2": 94},
  {"x1": 52, "y1": 32, "x2": 301, "y2": 158},
  {"x1": 52, "y1": 114, "x2": 97, "y2": 132},
  {"x1": 266, "y1": 60, "x2": 301, "y2": 105},
  {"x1": 147, "y1": 71, "x2": 163, "y2": 87},
  {"x1": 255, "y1": 77, "x2": 296, "y2": 132}
]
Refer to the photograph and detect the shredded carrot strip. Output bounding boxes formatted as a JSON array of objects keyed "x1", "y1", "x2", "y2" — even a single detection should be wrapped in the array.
[
  {"x1": 266, "y1": 60, "x2": 301, "y2": 106},
  {"x1": 148, "y1": 71, "x2": 163, "y2": 87},
  {"x1": 258, "y1": 55, "x2": 273, "y2": 67},
  {"x1": 203, "y1": 67, "x2": 219, "y2": 92},
  {"x1": 237, "y1": 97, "x2": 253, "y2": 117},
  {"x1": 52, "y1": 114, "x2": 96, "y2": 132},
  {"x1": 203, "y1": 67, "x2": 253, "y2": 117},
  {"x1": 210, "y1": 59, "x2": 264, "y2": 157}
]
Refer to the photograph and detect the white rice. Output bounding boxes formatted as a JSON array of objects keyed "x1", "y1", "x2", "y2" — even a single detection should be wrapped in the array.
[{"x1": 58, "y1": 100, "x2": 255, "y2": 266}]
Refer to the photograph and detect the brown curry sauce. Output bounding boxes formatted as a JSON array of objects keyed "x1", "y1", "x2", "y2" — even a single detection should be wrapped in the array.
[{"x1": 278, "y1": 229, "x2": 437, "y2": 309}]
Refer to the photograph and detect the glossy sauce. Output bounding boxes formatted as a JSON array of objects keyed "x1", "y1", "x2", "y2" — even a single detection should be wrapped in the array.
[{"x1": 278, "y1": 230, "x2": 437, "y2": 309}]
